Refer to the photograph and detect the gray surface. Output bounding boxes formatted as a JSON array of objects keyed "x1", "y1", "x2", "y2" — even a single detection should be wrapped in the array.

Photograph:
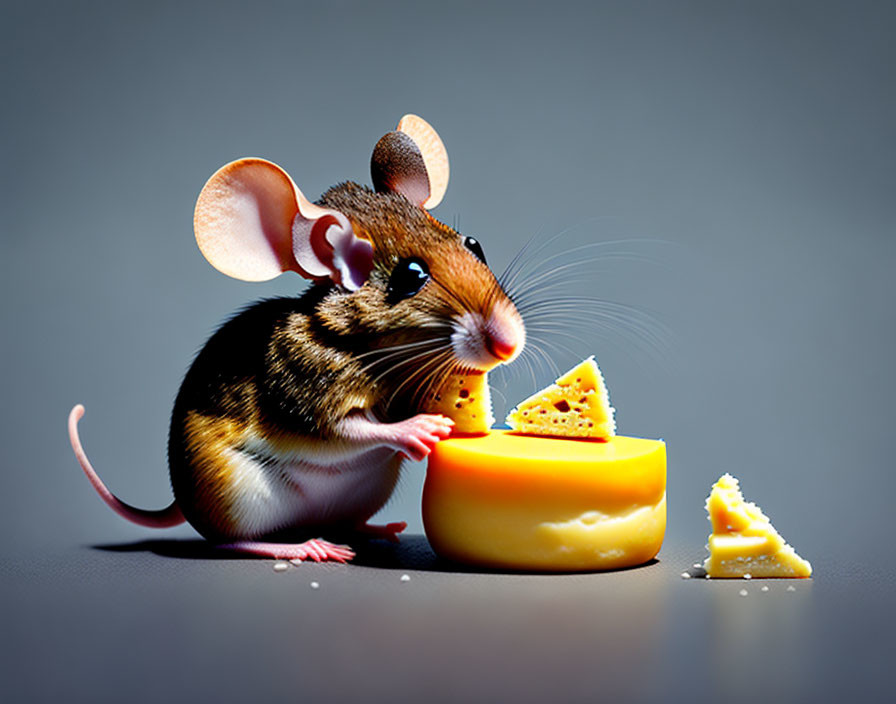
[{"x1": 2, "y1": 1, "x2": 895, "y2": 701}]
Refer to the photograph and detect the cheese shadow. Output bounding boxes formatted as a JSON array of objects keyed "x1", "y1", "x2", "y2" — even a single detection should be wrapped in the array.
[{"x1": 94, "y1": 534, "x2": 659, "y2": 575}]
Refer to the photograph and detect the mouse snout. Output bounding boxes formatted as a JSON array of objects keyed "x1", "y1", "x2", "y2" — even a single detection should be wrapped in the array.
[
  {"x1": 485, "y1": 299, "x2": 525, "y2": 364},
  {"x1": 450, "y1": 299, "x2": 525, "y2": 370}
]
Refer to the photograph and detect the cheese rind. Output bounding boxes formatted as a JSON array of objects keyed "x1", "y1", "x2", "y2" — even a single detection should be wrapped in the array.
[
  {"x1": 703, "y1": 473, "x2": 811, "y2": 578},
  {"x1": 424, "y1": 372, "x2": 494, "y2": 434},
  {"x1": 505, "y1": 356, "x2": 615, "y2": 439},
  {"x1": 423, "y1": 430, "x2": 666, "y2": 571}
]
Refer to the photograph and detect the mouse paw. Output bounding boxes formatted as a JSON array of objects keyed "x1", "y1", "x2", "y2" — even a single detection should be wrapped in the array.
[
  {"x1": 217, "y1": 539, "x2": 356, "y2": 563},
  {"x1": 391, "y1": 414, "x2": 454, "y2": 461},
  {"x1": 358, "y1": 520, "x2": 407, "y2": 543}
]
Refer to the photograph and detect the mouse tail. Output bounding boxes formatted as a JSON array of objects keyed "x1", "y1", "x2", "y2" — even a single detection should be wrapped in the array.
[{"x1": 68, "y1": 404, "x2": 185, "y2": 528}]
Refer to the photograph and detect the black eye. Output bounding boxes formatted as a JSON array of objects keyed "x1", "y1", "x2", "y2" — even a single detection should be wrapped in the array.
[
  {"x1": 387, "y1": 257, "x2": 430, "y2": 304},
  {"x1": 464, "y1": 236, "x2": 487, "y2": 264}
]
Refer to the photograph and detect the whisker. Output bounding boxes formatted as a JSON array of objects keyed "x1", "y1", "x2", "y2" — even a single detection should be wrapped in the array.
[
  {"x1": 499, "y1": 217, "x2": 624, "y2": 293},
  {"x1": 525, "y1": 314, "x2": 670, "y2": 358},
  {"x1": 355, "y1": 337, "x2": 445, "y2": 363},
  {"x1": 365, "y1": 344, "x2": 451, "y2": 391},
  {"x1": 387, "y1": 349, "x2": 455, "y2": 413},
  {"x1": 507, "y1": 251, "x2": 664, "y2": 306}
]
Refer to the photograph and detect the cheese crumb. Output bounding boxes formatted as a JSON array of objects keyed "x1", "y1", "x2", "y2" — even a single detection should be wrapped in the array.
[
  {"x1": 310, "y1": 581, "x2": 320, "y2": 590},
  {"x1": 273, "y1": 561, "x2": 289, "y2": 572}
]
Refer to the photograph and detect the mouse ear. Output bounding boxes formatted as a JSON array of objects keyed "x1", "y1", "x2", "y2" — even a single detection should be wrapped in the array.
[
  {"x1": 194, "y1": 158, "x2": 373, "y2": 290},
  {"x1": 370, "y1": 114, "x2": 449, "y2": 209}
]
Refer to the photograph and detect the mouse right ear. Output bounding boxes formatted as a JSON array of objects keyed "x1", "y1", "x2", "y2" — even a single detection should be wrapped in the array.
[
  {"x1": 371, "y1": 114, "x2": 450, "y2": 209},
  {"x1": 194, "y1": 158, "x2": 373, "y2": 289}
]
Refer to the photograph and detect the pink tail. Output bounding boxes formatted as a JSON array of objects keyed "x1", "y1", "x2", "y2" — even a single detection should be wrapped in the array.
[{"x1": 68, "y1": 404, "x2": 185, "y2": 528}]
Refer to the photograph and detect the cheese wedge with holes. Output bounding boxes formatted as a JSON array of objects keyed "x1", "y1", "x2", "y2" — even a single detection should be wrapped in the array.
[
  {"x1": 505, "y1": 356, "x2": 615, "y2": 439},
  {"x1": 423, "y1": 430, "x2": 665, "y2": 571},
  {"x1": 703, "y1": 473, "x2": 812, "y2": 578},
  {"x1": 424, "y1": 372, "x2": 494, "y2": 434}
]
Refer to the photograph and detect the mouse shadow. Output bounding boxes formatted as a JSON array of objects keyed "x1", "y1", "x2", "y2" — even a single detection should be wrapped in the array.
[{"x1": 94, "y1": 534, "x2": 659, "y2": 576}]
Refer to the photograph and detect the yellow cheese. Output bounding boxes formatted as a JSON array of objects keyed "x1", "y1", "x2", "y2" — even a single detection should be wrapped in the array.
[
  {"x1": 424, "y1": 371, "x2": 494, "y2": 434},
  {"x1": 423, "y1": 430, "x2": 665, "y2": 571},
  {"x1": 703, "y1": 474, "x2": 812, "y2": 578},
  {"x1": 505, "y1": 356, "x2": 615, "y2": 439}
]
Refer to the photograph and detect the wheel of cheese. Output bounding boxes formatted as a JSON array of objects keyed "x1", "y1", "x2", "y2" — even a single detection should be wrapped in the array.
[{"x1": 423, "y1": 430, "x2": 666, "y2": 571}]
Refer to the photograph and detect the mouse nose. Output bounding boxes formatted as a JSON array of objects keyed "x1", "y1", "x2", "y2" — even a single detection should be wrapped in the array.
[
  {"x1": 486, "y1": 331, "x2": 518, "y2": 361},
  {"x1": 485, "y1": 300, "x2": 525, "y2": 363}
]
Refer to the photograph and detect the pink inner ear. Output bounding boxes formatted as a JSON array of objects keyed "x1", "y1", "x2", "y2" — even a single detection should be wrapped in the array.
[
  {"x1": 396, "y1": 114, "x2": 449, "y2": 209},
  {"x1": 328, "y1": 225, "x2": 374, "y2": 291},
  {"x1": 293, "y1": 211, "x2": 373, "y2": 291},
  {"x1": 292, "y1": 214, "x2": 335, "y2": 279}
]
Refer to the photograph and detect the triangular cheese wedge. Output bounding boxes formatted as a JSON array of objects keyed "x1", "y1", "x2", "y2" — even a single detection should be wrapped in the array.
[
  {"x1": 425, "y1": 372, "x2": 494, "y2": 434},
  {"x1": 703, "y1": 474, "x2": 812, "y2": 578},
  {"x1": 505, "y1": 356, "x2": 615, "y2": 440}
]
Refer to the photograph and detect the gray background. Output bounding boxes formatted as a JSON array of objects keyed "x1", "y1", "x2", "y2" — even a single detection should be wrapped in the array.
[{"x1": 2, "y1": 1, "x2": 894, "y2": 701}]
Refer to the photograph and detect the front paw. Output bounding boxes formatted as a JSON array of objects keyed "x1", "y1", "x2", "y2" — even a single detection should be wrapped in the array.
[{"x1": 390, "y1": 414, "x2": 454, "y2": 461}]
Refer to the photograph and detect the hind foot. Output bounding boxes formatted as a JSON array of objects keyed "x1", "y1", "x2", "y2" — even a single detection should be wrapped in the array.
[
  {"x1": 216, "y1": 538, "x2": 355, "y2": 562},
  {"x1": 358, "y1": 521, "x2": 407, "y2": 543}
]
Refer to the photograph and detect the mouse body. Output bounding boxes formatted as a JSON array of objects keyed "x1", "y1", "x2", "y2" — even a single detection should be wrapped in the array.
[{"x1": 69, "y1": 116, "x2": 525, "y2": 560}]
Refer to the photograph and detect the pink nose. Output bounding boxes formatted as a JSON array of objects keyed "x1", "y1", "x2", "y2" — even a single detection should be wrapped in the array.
[
  {"x1": 484, "y1": 302, "x2": 524, "y2": 363},
  {"x1": 486, "y1": 332, "x2": 518, "y2": 361}
]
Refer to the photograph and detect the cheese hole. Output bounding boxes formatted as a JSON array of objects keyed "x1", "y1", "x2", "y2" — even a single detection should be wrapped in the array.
[
  {"x1": 459, "y1": 389, "x2": 470, "y2": 398},
  {"x1": 553, "y1": 400, "x2": 571, "y2": 413}
]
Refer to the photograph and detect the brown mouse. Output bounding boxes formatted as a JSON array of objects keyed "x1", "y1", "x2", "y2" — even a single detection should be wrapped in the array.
[{"x1": 68, "y1": 114, "x2": 525, "y2": 561}]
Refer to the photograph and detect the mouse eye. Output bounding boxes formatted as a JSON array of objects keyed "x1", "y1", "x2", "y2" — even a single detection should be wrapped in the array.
[
  {"x1": 387, "y1": 257, "x2": 430, "y2": 304},
  {"x1": 464, "y1": 236, "x2": 487, "y2": 265}
]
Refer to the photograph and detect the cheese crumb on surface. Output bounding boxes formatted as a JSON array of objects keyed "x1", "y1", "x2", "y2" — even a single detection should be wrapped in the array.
[
  {"x1": 702, "y1": 473, "x2": 812, "y2": 579},
  {"x1": 273, "y1": 561, "x2": 289, "y2": 572},
  {"x1": 505, "y1": 356, "x2": 615, "y2": 439},
  {"x1": 425, "y1": 372, "x2": 494, "y2": 433}
]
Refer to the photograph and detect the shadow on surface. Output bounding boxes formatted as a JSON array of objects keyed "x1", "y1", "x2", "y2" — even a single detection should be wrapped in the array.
[{"x1": 94, "y1": 534, "x2": 659, "y2": 575}]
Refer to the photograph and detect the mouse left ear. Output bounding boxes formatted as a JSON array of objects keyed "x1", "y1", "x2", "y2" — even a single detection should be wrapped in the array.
[
  {"x1": 194, "y1": 158, "x2": 373, "y2": 290},
  {"x1": 371, "y1": 114, "x2": 449, "y2": 209}
]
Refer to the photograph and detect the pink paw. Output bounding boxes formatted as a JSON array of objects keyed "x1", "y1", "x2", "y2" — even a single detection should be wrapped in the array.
[
  {"x1": 217, "y1": 539, "x2": 356, "y2": 563},
  {"x1": 359, "y1": 521, "x2": 408, "y2": 543},
  {"x1": 391, "y1": 414, "x2": 454, "y2": 461}
]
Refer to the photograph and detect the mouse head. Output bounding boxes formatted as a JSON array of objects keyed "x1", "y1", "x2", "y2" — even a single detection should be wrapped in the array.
[{"x1": 194, "y1": 114, "x2": 524, "y2": 376}]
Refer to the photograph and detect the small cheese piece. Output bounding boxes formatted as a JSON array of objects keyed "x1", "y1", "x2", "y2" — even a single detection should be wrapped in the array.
[
  {"x1": 423, "y1": 430, "x2": 666, "y2": 571},
  {"x1": 703, "y1": 474, "x2": 812, "y2": 578},
  {"x1": 505, "y1": 356, "x2": 615, "y2": 439},
  {"x1": 424, "y1": 371, "x2": 494, "y2": 434}
]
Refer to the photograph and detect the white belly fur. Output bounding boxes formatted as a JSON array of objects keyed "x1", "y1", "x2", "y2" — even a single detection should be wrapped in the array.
[{"x1": 222, "y1": 439, "x2": 402, "y2": 538}]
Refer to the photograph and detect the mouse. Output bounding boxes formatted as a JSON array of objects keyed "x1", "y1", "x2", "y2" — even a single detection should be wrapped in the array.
[{"x1": 68, "y1": 114, "x2": 526, "y2": 561}]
